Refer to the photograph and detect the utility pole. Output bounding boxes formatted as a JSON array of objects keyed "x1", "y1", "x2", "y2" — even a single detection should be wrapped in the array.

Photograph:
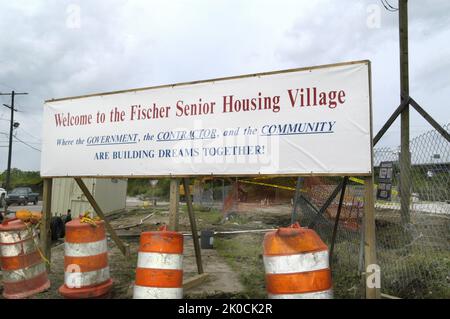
[
  {"x1": 399, "y1": 0, "x2": 411, "y2": 224},
  {"x1": 0, "y1": 91, "x2": 28, "y2": 191}
]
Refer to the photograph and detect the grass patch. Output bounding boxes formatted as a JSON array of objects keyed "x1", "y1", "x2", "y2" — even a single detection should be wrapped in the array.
[
  {"x1": 379, "y1": 249, "x2": 450, "y2": 299},
  {"x1": 214, "y1": 234, "x2": 266, "y2": 299},
  {"x1": 180, "y1": 205, "x2": 223, "y2": 227},
  {"x1": 223, "y1": 212, "x2": 250, "y2": 225},
  {"x1": 331, "y1": 241, "x2": 364, "y2": 299}
]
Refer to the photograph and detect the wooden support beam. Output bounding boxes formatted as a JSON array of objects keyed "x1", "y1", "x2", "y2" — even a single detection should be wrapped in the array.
[
  {"x1": 74, "y1": 178, "x2": 130, "y2": 258},
  {"x1": 373, "y1": 98, "x2": 410, "y2": 146},
  {"x1": 183, "y1": 273, "x2": 209, "y2": 291},
  {"x1": 381, "y1": 293, "x2": 401, "y2": 299},
  {"x1": 168, "y1": 179, "x2": 180, "y2": 231},
  {"x1": 290, "y1": 177, "x2": 302, "y2": 225},
  {"x1": 40, "y1": 178, "x2": 53, "y2": 271},
  {"x1": 183, "y1": 178, "x2": 204, "y2": 274},
  {"x1": 299, "y1": 194, "x2": 321, "y2": 215},
  {"x1": 329, "y1": 176, "x2": 348, "y2": 268},
  {"x1": 410, "y1": 98, "x2": 450, "y2": 143},
  {"x1": 308, "y1": 179, "x2": 345, "y2": 229},
  {"x1": 363, "y1": 175, "x2": 380, "y2": 299}
]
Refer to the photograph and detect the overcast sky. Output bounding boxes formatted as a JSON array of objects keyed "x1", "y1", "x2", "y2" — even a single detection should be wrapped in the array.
[{"x1": 0, "y1": 0, "x2": 449, "y2": 171}]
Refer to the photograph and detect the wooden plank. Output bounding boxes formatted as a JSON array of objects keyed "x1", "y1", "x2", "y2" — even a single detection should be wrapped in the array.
[
  {"x1": 363, "y1": 175, "x2": 380, "y2": 299},
  {"x1": 329, "y1": 176, "x2": 348, "y2": 268},
  {"x1": 74, "y1": 178, "x2": 130, "y2": 258},
  {"x1": 410, "y1": 98, "x2": 450, "y2": 143},
  {"x1": 183, "y1": 273, "x2": 210, "y2": 291},
  {"x1": 168, "y1": 179, "x2": 180, "y2": 231},
  {"x1": 183, "y1": 178, "x2": 204, "y2": 274},
  {"x1": 364, "y1": 55, "x2": 380, "y2": 299},
  {"x1": 381, "y1": 293, "x2": 401, "y2": 299},
  {"x1": 399, "y1": 0, "x2": 411, "y2": 225},
  {"x1": 373, "y1": 98, "x2": 410, "y2": 146},
  {"x1": 40, "y1": 178, "x2": 53, "y2": 271},
  {"x1": 290, "y1": 177, "x2": 302, "y2": 224}
]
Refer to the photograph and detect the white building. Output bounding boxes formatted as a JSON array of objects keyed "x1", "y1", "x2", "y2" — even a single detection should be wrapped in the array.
[{"x1": 51, "y1": 178, "x2": 127, "y2": 216}]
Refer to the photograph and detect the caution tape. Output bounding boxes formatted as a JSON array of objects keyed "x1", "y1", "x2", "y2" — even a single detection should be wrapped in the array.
[
  {"x1": 349, "y1": 177, "x2": 365, "y2": 185},
  {"x1": 349, "y1": 177, "x2": 399, "y2": 196},
  {"x1": 240, "y1": 177, "x2": 398, "y2": 199},
  {"x1": 80, "y1": 211, "x2": 100, "y2": 227},
  {"x1": 239, "y1": 180, "x2": 306, "y2": 192},
  {"x1": 24, "y1": 221, "x2": 51, "y2": 266}
]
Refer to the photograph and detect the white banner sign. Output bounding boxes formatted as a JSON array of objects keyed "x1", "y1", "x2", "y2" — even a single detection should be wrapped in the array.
[{"x1": 41, "y1": 61, "x2": 372, "y2": 177}]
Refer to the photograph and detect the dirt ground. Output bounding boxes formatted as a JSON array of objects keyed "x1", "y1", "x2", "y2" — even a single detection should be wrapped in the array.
[
  {"x1": 2, "y1": 200, "x2": 343, "y2": 299},
  {"x1": 6, "y1": 197, "x2": 447, "y2": 299},
  {"x1": 29, "y1": 203, "x2": 250, "y2": 299}
]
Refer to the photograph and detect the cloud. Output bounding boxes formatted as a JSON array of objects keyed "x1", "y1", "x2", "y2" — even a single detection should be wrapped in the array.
[{"x1": 0, "y1": 0, "x2": 448, "y2": 171}]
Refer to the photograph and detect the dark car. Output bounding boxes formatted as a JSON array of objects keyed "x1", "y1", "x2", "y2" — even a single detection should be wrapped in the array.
[{"x1": 6, "y1": 187, "x2": 39, "y2": 206}]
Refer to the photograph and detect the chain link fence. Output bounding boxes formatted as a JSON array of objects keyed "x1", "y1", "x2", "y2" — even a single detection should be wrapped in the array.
[
  {"x1": 292, "y1": 123, "x2": 450, "y2": 299},
  {"x1": 293, "y1": 178, "x2": 365, "y2": 298},
  {"x1": 373, "y1": 123, "x2": 450, "y2": 298},
  {"x1": 188, "y1": 124, "x2": 449, "y2": 299}
]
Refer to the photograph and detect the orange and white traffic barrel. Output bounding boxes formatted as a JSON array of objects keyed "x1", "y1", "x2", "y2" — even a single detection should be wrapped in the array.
[
  {"x1": 59, "y1": 218, "x2": 112, "y2": 298},
  {"x1": 133, "y1": 226, "x2": 183, "y2": 299},
  {"x1": 0, "y1": 218, "x2": 50, "y2": 299},
  {"x1": 263, "y1": 222, "x2": 333, "y2": 299}
]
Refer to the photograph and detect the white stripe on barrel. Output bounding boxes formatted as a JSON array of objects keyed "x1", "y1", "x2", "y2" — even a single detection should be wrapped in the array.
[
  {"x1": 264, "y1": 250, "x2": 329, "y2": 274},
  {"x1": 137, "y1": 252, "x2": 183, "y2": 270},
  {"x1": 2, "y1": 263, "x2": 47, "y2": 283},
  {"x1": 133, "y1": 286, "x2": 183, "y2": 299},
  {"x1": 269, "y1": 290, "x2": 334, "y2": 299},
  {"x1": 64, "y1": 239, "x2": 107, "y2": 257},
  {"x1": 64, "y1": 266, "x2": 110, "y2": 288},
  {"x1": 0, "y1": 239, "x2": 38, "y2": 257}
]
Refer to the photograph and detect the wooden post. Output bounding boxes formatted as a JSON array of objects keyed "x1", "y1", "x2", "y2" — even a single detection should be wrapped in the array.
[
  {"x1": 290, "y1": 177, "x2": 302, "y2": 225},
  {"x1": 329, "y1": 177, "x2": 348, "y2": 268},
  {"x1": 40, "y1": 178, "x2": 53, "y2": 271},
  {"x1": 168, "y1": 179, "x2": 180, "y2": 231},
  {"x1": 399, "y1": 0, "x2": 411, "y2": 225},
  {"x1": 222, "y1": 179, "x2": 225, "y2": 211},
  {"x1": 363, "y1": 175, "x2": 380, "y2": 299},
  {"x1": 74, "y1": 178, "x2": 130, "y2": 258},
  {"x1": 363, "y1": 59, "x2": 380, "y2": 299},
  {"x1": 183, "y1": 178, "x2": 204, "y2": 274}
]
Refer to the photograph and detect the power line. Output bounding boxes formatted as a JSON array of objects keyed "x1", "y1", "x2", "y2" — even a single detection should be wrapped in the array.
[
  {"x1": 13, "y1": 135, "x2": 41, "y2": 152},
  {"x1": 17, "y1": 127, "x2": 41, "y2": 142},
  {"x1": 380, "y1": 0, "x2": 399, "y2": 12},
  {"x1": 0, "y1": 83, "x2": 15, "y2": 90},
  {"x1": 0, "y1": 132, "x2": 40, "y2": 144}
]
